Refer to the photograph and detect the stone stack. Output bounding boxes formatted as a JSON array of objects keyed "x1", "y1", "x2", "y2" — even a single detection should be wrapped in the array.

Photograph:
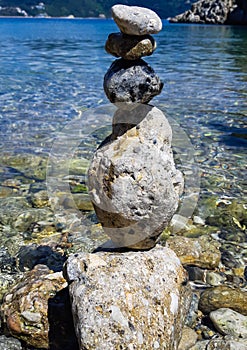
[
  {"x1": 65, "y1": 6, "x2": 191, "y2": 350},
  {"x1": 104, "y1": 4, "x2": 163, "y2": 104},
  {"x1": 88, "y1": 5, "x2": 184, "y2": 250}
]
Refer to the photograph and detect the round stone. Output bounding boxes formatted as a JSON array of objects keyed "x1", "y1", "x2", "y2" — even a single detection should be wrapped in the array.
[
  {"x1": 112, "y1": 5, "x2": 162, "y2": 35},
  {"x1": 199, "y1": 285, "x2": 247, "y2": 315},
  {"x1": 104, "y1": 58, "x2": 163, "y2": 104},
  {"x1": 210, "y1": 308, "x2": 247, "y2": 338},
  {"x1": 105, "y1": 32, "x2": 156, "y2": 60}
]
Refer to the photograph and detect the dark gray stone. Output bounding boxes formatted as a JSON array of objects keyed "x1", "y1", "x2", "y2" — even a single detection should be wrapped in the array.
[
  {"x1": 17, "y1": 244, "x2": 66, "y2": 272},
  {"x1": 104, "y1": 59, "x2": 163, "y2": 105}
]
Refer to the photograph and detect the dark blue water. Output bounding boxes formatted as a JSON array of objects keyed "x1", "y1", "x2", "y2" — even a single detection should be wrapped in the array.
[{"x1": 0, "y1": 18, "x2": 246, "y2": 198}]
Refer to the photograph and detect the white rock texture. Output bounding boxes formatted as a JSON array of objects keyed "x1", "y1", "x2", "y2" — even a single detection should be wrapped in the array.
[
  {"x1": 170, "y1": 0, "x2": 234, "y2": 24},
  {"x1": 64, "y1": 245, "x2": 192, "y2": 350},
  {"x1": 88, "y1": 105, "x2": 184, "y2": 249},
  {"x1": 112, "y1": 5, "x2": 162, "y2": 36}
]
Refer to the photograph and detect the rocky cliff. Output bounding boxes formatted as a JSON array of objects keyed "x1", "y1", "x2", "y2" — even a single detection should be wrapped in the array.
[{"x1": 169, "y1": 0, "x2": 247, "y2": 25}]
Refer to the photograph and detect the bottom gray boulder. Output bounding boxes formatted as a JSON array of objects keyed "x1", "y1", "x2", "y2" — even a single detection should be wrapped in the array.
[{"x1": 64, "y1": 245, "x2": 192, "y2": 350}]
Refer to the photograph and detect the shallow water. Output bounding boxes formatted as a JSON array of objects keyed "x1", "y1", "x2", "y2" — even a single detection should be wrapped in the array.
[
  {"x1": 0, "y1": 18, "x2": 246, "y2": 252},
  {"x1": 0, "y1": 17, "x2": 246, "y2": 350}
]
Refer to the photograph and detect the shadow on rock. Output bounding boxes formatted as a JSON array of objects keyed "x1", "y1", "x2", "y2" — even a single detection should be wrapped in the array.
[{"x1": 48, "y1": 287, "x2": 79, "y2": 350}]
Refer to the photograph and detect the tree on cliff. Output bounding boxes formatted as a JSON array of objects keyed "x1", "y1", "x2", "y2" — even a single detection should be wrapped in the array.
[{"x1": 0, "y1": 0, "x2": 195, "y2": 18}]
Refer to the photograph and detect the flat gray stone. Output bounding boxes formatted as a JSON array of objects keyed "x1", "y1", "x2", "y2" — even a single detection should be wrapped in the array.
[
  {"x1": 112, "y1": 5, "x2": 162, "y2": 35},
  {"x1": 65, "y1": 246, "x2": 192, "y2": 350},
  {"x1": 105, "y1": 32, "x2": 156, "y2": 60},
  {"x1": 210, "y1": 308, "x2": 247, "y2": 338},
  {"x1": 104, "y1": 58, "x2": 163, "y2": 104}
]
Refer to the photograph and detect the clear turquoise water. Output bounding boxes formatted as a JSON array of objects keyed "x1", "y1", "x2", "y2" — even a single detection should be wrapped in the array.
[
  {"x1": 0, "y1": 19, "x2": 246, "y2": 349},
  {"x1": 0, "y1": 18, "x2": 246, "y2": 222}
]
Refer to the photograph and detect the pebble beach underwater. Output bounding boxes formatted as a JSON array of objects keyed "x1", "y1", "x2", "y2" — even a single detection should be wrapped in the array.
[{"x1": 0, "y1": 16, "x2": 246, "y2": 350}]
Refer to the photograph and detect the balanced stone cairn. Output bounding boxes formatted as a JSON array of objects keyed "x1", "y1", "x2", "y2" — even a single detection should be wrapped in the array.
[{"x1": 88, "y1": 5, "x2": 184, "y2": 250}]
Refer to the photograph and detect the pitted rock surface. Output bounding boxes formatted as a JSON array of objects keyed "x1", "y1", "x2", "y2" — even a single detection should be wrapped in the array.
[
  {"x1": 65, "y1": 245, "x2": 192, "y2": 350},
  {"x1": 88, "y1": 105, "x2": 183, "y2": 249}
]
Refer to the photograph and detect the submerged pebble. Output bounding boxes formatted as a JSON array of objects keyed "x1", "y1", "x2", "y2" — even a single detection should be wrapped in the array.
[
  {"x1": 199, "y1": 285, "x2": 247, "y2": 315},
  {"x1": 210, "y1": 308, "x2": 247, "y2": 338},
  {"x1": 166, "y1": 235, "x2": 221, "y2": 269}
]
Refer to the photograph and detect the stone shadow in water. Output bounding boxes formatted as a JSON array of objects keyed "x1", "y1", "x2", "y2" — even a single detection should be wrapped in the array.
[{"x1": 17, "y1": 245, "x2": 67, "y2": 272}]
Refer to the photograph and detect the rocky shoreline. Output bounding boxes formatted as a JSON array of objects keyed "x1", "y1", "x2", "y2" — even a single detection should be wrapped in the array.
[
  {"x1": 169, "y1": 0, "x2": 247, "y2": 25},
  {"x1": 0, "y1": 4, "x2": 246, "y2": 350},
  {"x1": 0, "y1": 150, "x2": 246, "y2": 350}
]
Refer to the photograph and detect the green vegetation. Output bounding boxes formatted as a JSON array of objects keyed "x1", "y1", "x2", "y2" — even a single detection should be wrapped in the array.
[{"x1": 0, "y1": 0, "x2": 195, "y2": 18}]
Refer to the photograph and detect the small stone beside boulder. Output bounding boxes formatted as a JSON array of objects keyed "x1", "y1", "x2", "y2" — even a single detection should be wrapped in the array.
[
  {"x1": 1, "y1": 265, "x2": 67, "y2": 349},
  {"x1": 65, "y1": 246, "x2": 192, "y2": 350},
  {"x1": 166, "y1": 235, "x2": 221, "y2": 269},
  {"x1": 178, "y1": 326, "x2": 198, "y2": 350},
  {"x1": 209, "y1": 308, "x2": 247, "y2": 338},
  {"x1": 199, "y1": 285, "x2": 247, "y2": 315}
]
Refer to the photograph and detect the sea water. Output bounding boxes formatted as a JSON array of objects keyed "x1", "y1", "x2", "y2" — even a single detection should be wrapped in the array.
[{"x1": 0, "y1": 18, "x2": 246, "y2": 250}]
